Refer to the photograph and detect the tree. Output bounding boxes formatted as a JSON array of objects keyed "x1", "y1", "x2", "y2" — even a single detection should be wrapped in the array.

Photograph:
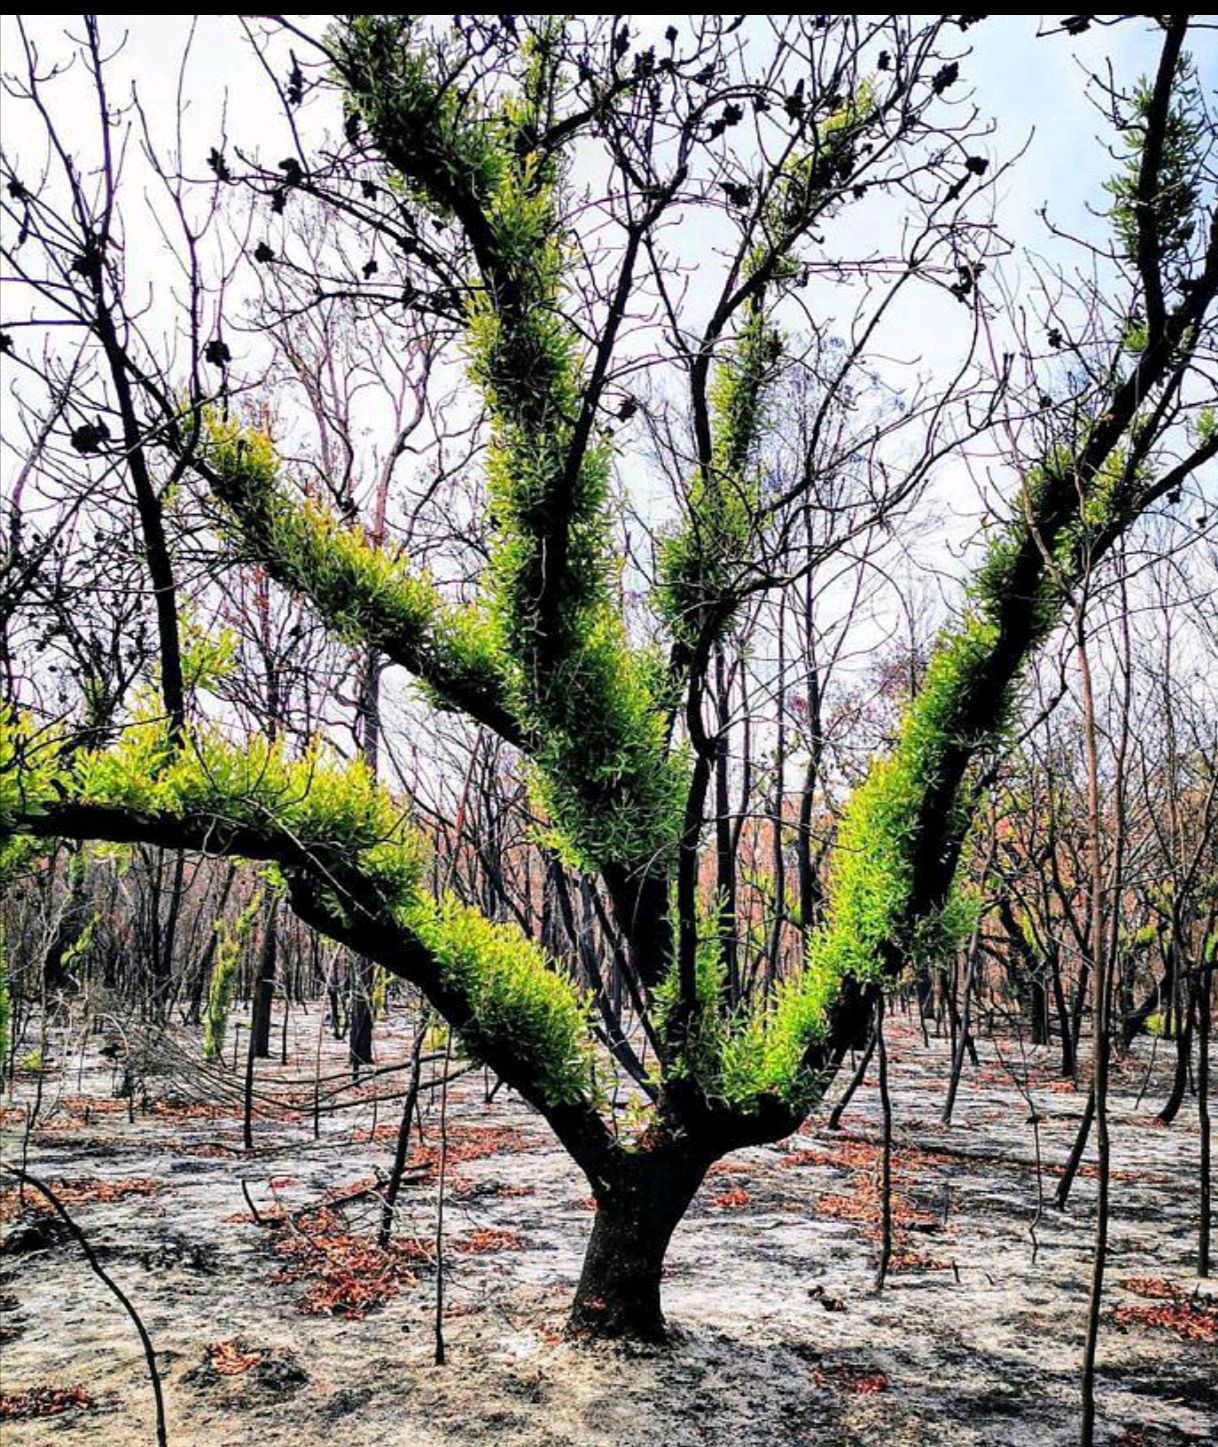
[{"x1": 2, "y1": 14, "x2": 1215, "y2": 1340}]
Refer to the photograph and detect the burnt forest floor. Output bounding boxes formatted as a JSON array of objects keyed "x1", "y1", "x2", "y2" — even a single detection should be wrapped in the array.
[{"x1": 1, "y1": 1006, "x2": 1214, "y2": 1447}]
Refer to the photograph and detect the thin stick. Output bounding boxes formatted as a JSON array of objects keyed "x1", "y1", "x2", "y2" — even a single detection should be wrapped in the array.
[
  {"x1": 1054, "y1": 1084, "x2": 1096, "y2": 1211},
  {"x1": 1077, "y1": 613, "x2": 1113, "y2": 1447},
  {"x1": 240, "y1": 1176, "x2": 263, "y2": 1225},
  {"x1": 994, "y1": 1026, "x2": 1045, "y2": 1262},
  {"x1": 827, "y1": 1026, "x2": 876, "y2": 1133},
  {"x1": 874, "y1": 996, "x2": 893, "y2": 1292},
  {"x1": 434, "y1": 1029, "x2": 452, "y2": 1366},
  {"x1": 313, "y1": 1015, "x2": 323, "y2": 1141},
  {"x1": 242, "y1": 997, "x2": 257, "y2": 1151},
  {"x1": 1199, "y1": 959, "x2": 1212, "y2": 1277},
  {"x1": 379, "y1": 1013, "x2": 430, "y2": 1249}
]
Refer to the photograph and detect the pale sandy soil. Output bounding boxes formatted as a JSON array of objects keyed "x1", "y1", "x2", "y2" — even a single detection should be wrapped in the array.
[{"x1": 1, "y1": 1011, "x2": 1214, "y2": 1446}]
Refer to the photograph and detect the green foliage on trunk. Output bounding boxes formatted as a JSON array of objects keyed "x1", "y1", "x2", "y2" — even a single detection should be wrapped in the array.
[
  {"x1": 204, "y1": 889, "x2": 265, "y2": 1063},
  {"x1": 4, "y1": 700, "x2": 427, "y2": 920},
  {"x1": 4, "y1": 699, "x2": 601, "y2": 1109},
  {"x1": 337, "y1": 17, "x2": 686, "y2": 877},
  {"x1": 649, "y1": 897, "x2": 833, "y2": 1114},
  {"x1": 4, "y1": 19, "x2": 1208, "y2": 1164},
  {"x1": 649, "y1": 441, "x2": 1097, "y2": 1112},
  {"x1": 658, "y1": 90, "x2": 875, "y2": 654},
  {"x1": 1105, "y1": 61, "x2": 1203, "y2": 271},
  {"x1": 0, "y1": 707, "x2": 61, "y2": 828},
  {"x1": 658, "y1": 298, "x2": 783, "y2": 649}
]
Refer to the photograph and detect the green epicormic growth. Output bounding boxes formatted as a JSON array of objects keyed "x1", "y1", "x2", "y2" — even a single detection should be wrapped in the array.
[
  {"x1": 783, "y1": 621, "x2": 998, "y2": 1018},
  {"x1": 766, "y1": 82, "x2": 876, "y2": 242},
  {"x1": 0, "y1": 703, "x2": 599, "y2": 1108},
  {"x1": 204, "y1": 887, "x2": 264, "y2": 1062},
  {"x1": 658, "y1": 88, "x2": 876, "y2": 655},
  {"x1": 203, "y1": 416, "x2": 507, "y2": 726},
  {"x1": 762, "y1": 444, "x2": 1120, "y2": 1090},
  {"x1": 405, "y1": 895, "x2": 597, "y2": 1107},
  {"x1": 649, "y1": 896, "x2": 833, "y2": 1113},
  {"x1": 336, "y1": 17, "x2": 685, "y2": 874},
  {"x1": 655, "y1": 437, "x2": 1112, "y2": 1113},
  {"x1": 1105, "y1": 60, "x2": 1203, "y2": 275},
  {"x1": 12, "y1": 704, "x2": 425, "y2": 910},
  {"x1": 659, "y1": 297, "x2": 783, "y2": 650}
]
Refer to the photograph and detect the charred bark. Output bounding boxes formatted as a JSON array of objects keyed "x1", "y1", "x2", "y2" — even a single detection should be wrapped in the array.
[
  {"x1": 250, "y1": 897, "x2": 279, "y2": 1060},
  {"x1": 569, "y1": 1146, "x2": 713, "y2": 1341}
]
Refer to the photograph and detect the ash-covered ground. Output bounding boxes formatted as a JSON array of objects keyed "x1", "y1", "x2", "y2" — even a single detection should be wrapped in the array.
[{"x1": 1, "y1": 1010, "x2": 1213, "y2": 1445}]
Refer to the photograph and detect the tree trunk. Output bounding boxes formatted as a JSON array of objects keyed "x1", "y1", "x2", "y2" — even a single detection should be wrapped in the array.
[
  {"x1": 568, "y1": 1150, "x2": 711, "y2": 1341},
  {"x1": 156, "y1": 849, "x2": 187, "y2": 1017},
  {"x1": 1199, "y1": 961, "x2": 1212, "y2": 1277},
  {"x1": 44, "y1": 856, "x2": 89, "y2": 993},
  {"x1": 349, "y1": 957, "x2": 376, "y2": 1070},
  {"x1": 915, "y1": 963, "x2": 934, "y2": 1020},
  {"x1": 828, "y1": 1026, "x2": 876, "y2": 1132},
  {"x1": 1030, "y1": 976, "x2": 1050, "y2": 1046},
  {"x1": 943, "y1": 926, "x2": 982, "y2": 1126},
  {"x1": 1055, "y1": 1084, "x2": 1096, "y2": 1211},
  {"x1": 765, "y1": 593, "x2": 787, "y2": 997},
  {"x1": 1052, "y1": 947, "x2": 1076, "y2": 1076},
  {"x1": 713, "y1": 644, "x2": 739, "y2": 1004},
  {"x1": 1069, "y1": 957, "x2": 1091, "y2": 1078},
  {"x1": 379, "y1": 1017, "x2": 429, "y2": 1248},
  {"x1": 1158, "y1": 974, "x2": 1196, "y2": 1126},
  {"x1": 185, "y1": 864, "x2": 236, "y2": 1024},
  {"x1": 251, "y1": 897, "x2": 279, "y2": 1059},
  {"x1": 1077, "y1": 615, "x2": 1112, "y2": 1447}
]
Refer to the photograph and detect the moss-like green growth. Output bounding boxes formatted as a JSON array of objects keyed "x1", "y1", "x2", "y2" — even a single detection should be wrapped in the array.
[
  {"x1": 178, "y1": 613, "x2": 238, "y2": 695},
  {"x1": 371, "y1": 965, "x2": 390, "y2": 1022},
  {"x1": 659, "y1": 298, "x2": 783, "y2": 649},
  {"x1": 97, "y1": 722, "x2": 423, "y2": 911},
  {"x1": 0, "y1": 706, "x2": 61, "y2": 829},
  {"x1": 5, "y1": 699, "x2": 602, "y2": 1110},
  {"x1": 337, "y1": 17, "x2": 686, "y2": 873},
  {"x1": 652, "y1": 899, "x2": 731, "y2": 1084},
  {"x1": 762, "y1": 438, "x2": 1117, "y2": 1087},
  {"x1": 658, "y1": 87, "x2": 875, "y2": 655},
  {"x1": 203, "y1": 415, "x2": 508, "y2": 721},
  {"x1": 650, "y1": 895, "x2": 830, "y2": 1114},
  {"x1": 204, "y1": 889, "x2": 264, "y2": 1062},
  {"x1": 651, "y1": 425, "x2": 1031, "y2": 1113},
  {"x1": 1105, "y1": 61, "x2": 1202, "y2": 272},
  {"x1": 339, "y1": 18, "x2": 509, "y2": 228},
  {"x1": 404, "y1": 894, "x2": 598, "y2": 1106},
  {"x1": 5, "y1": 695, "x2": 428, "y2": 921},
  {"x1": 768, "y1": 612, "x2": 1004, "y2": 1062}
]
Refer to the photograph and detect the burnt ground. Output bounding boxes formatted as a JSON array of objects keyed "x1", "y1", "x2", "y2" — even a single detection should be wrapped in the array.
[{"x1": 0, "y1": 1009, "x2": 1214, "y2": 1446}]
